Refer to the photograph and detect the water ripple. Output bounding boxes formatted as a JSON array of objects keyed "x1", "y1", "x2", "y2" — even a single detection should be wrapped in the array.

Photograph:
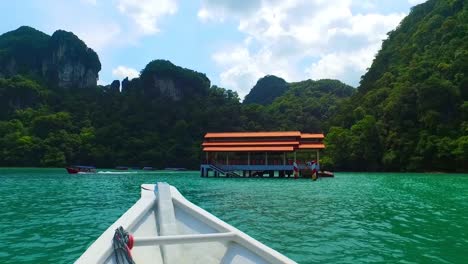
[{"x1": 0, "y1": 169, "x2": 467, "y2": 263}]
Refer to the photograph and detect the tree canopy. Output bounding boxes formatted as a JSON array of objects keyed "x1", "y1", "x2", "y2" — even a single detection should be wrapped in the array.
[
  {"x1": 0, "y1": 0, "x2": 466, "y2": 173},
  {"x1": 325, "y1": 0, "x2": 468, "y2": 172},
  {"x1": 243, "y1": 75, "x2": 288, "y2": 105}
]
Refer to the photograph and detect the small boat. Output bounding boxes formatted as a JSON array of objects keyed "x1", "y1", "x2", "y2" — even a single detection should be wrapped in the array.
[
  {"x1": 76, "y1": 183, "x2": 296, "y2": 264},
  {"x1": 65, "y1": 165, "x2": 96, "y2": 174},
  {"x1": 115, "y1": 166, "x2": 129, "y2": 170},
  {"x1": 164, "y1": 167, "x2": 187, "y2": 171},
  {"x1": 142, "y1": 166, "x2": 154, "y2": 170},
  {"x1": 318, "y1": 171, "x2": 334, "y2": 177}
]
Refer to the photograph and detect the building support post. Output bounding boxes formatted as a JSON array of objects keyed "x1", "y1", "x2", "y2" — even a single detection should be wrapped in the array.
[
  {"x1": 283, "y1": 152, "x2": 286, "y2": 165},
  {"x1": 294, "y1": 151, "x2": 296, "y2": 162},
  {"x1": 265, "y1": 152, "x2": 268, "y2": 165},
  {"x1": 248, "y1": 152, "x2": 250, "y2": 165},
  {"x1": 226, "y1": 153, "x2": 229, "y2": 165}
]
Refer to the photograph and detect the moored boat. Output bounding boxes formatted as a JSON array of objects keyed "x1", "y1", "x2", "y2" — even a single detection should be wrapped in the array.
[
  {"x1": 66, "y1": 165, "x2": 96, "y2": 174},
  {"x1": 76, "y1": 182, "x2": 296, "y2": 264},
  {"x1": 164, "y1": 167, "x2": 187, "y2": 171},
  {"x1": 318, "y1": 171, "x2": 334, "y2": 177}
]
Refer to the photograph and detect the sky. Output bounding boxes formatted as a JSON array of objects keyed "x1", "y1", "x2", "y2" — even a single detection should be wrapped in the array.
[{"x1": 1, "y1": 0, "x2": 427, "y2": 98}]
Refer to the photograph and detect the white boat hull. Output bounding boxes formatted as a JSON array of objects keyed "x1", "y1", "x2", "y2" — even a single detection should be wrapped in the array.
[{"x1": 76, "y1": 183, "x2": 296, "y2": 264}]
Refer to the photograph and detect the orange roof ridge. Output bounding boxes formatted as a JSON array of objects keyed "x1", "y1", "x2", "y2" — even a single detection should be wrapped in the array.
[
  {"x1": 300, "y1": 133, "x2": 325, "y2": 139},
  {"x1": 205, "y1": 131, "x2": 301, "y2": 138},
  {"x1": 298, "y1": 143, "x2": 325, "y2": 149},
  {"x1": 202, "y1": 141, "x2": 300, "y2": 146},
  {"x1": 203, "y1": 146, "x2": 294, "y2": 152}
]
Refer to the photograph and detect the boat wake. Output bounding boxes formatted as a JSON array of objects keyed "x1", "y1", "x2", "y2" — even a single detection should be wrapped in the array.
[{"x1": 97, "y1": 171, "x2": 139, "y2": 174}]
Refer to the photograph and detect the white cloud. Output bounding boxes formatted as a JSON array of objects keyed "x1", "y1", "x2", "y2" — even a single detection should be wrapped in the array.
[
  {"x1": 198, "y1": 0, "x2": 261, "y2": 22},
  {"x1": 213, "y1": 45, "x2": 299, "y2": 98},
  {"x1": 117, "y1": 0, "x2": 178, "y2": 34},
  {"x1": 305, "y1": 44, "x2": 380, "y2": 84},
  {"x1": 408, "y1": 0, "x2": 427, "y2": 5},
  {"x1": 200, "y1": 0, "x2": 407, "y2": 97},
  {"x1": 74, "y1": 23, "x2": 121, "y2": 52},
  {"x1": 112, "y1": 66, "x2": 140, "y2": 80}
]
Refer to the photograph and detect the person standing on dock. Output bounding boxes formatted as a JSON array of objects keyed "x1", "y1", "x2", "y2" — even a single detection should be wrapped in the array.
[
  {"x1": 311, "y1": 160, "x2": 318, "y2": 181},
  {"x1": 307, "y1": 160, "x2": 318, "y2": 181}
]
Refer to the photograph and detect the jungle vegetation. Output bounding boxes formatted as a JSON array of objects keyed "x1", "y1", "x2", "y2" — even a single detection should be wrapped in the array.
[{"x1": 0, "y1": 0, "x2": 466, "y2": 171}]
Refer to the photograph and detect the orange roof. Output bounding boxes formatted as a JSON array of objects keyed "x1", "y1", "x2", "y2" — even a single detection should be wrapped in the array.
[
  {"x1": 300, "y1": 133, "x2": 325, "y2": 139},
  {"x1": 202, "y1": 131, "x2": 325, "y2": 152},
  {"x1": 203, "y1": 146, "x2": 294, "y2": 152},
  {"x1": 202, "y1": 141, "x2": 299, "y2": 146},
  {"x1": 205, "y1": 131, "x2": 301, "y2": 138},
  {"x1": 298, "y1": 144, "x2": 325, "y2": 149}
]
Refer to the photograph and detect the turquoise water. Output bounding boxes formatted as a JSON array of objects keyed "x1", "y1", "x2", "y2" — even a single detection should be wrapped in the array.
[{"x1": 0, "y1": 168, "x2": 467, "y2": 263}]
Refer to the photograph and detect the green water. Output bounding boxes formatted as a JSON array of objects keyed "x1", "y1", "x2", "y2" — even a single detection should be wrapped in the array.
[{"x1": 0, "y1": 168, "x2": 467, "y2": 263}]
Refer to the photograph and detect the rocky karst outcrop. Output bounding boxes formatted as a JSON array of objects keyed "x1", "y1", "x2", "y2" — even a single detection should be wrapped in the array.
[
  {"x1": 138, "y1": 60, "x2": 210, "y2": 101},
  {"x1": 152, "y1": 78, "x2": 180, "y2": 100},
  {"x1": 0, "y1": 26, "x2": 100, "y2": 89}
]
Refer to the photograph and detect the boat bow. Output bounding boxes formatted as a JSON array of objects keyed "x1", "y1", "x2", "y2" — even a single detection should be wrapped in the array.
[{"x1": 76, "y1": 183, "x2": 296, "y2": 264}]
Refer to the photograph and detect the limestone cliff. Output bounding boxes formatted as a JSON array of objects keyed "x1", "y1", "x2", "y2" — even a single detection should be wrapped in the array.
[
  {"x1": 0, "y1": 26, "x2": 101, "y2": 89},
  {"x1": 137, "y1": 60, "x2": 210, "y2": 101}
]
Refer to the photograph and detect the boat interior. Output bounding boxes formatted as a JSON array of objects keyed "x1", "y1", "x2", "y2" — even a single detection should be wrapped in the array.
[{"x1": 77, "y1": 183, "x2": 294, "y2": 264}]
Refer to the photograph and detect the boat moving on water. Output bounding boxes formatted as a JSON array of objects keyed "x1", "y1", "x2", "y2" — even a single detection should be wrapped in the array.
[
  {"x1": 318, "y1": 171, "x2": 334, "y2": 177},
  {"x1": 66, "y1": 165, "x2": 96, "y2": 174},
  {"x1": 76, "y1": 182, "x2": 296, "y2": 264}
]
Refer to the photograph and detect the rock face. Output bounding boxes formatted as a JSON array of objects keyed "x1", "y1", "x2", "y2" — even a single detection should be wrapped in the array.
[
  {"x1": 138, "y1": 60, "x2": 210, "y2": 101},
  {"x1": 110, "y1": 80, "x2": 120, "y2": 92},
  {"x1": 0, "y1": 26, "x2": 101, "y2": 89},
  {"x1": 153, "y1": 78, "x2": 180, "y2": 100}
]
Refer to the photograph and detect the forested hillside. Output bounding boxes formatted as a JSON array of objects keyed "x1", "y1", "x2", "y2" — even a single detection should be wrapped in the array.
[
  {"x1": 242, "y1": 79, "x2": 355, "y2": 132},
  {"x1": 1, "y1": 0, "x2": 466, "y2": 172},
  {"x1": 243, "y1": 75, "x2": 288, "y2": 105},
  {"x1": 0, "y1": 27, "x2": 351, "y2": 168},
  {"x1": 325, "y1": 0, "x2": 468, "y2": 172}
]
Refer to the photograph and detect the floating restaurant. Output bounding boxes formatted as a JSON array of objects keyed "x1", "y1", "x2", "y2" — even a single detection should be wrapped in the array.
[{"x1": 200, "y1": 131, "x2": 326, "y2": 178}]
